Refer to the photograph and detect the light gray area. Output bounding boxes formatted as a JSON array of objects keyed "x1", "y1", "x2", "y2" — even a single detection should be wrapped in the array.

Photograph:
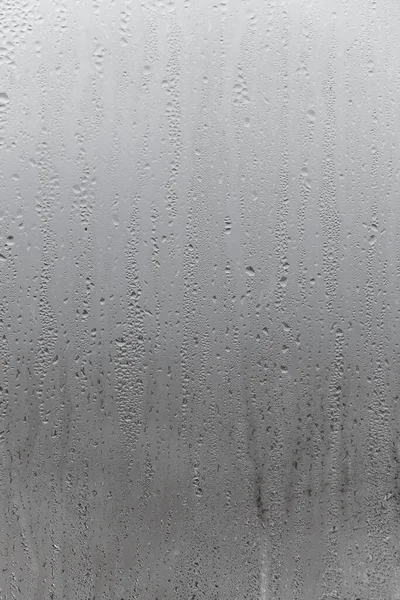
[{"x1": 1, "y1": 0, "x2": 400, "y2": 598}]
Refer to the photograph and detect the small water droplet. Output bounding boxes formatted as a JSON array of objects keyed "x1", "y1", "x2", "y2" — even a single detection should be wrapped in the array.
[
  {"x1": 307, "y1": 108, "x2": 316, "y2": 122},
  {"x1": 0, "y1": 92, "x2": 9, "y2": 108},
  {"x1": 224, "y1": 217, "x2": 232, "y2": 234},
  {"x1": 246, "y1": 266, "x2": 255, "y2": 277}
]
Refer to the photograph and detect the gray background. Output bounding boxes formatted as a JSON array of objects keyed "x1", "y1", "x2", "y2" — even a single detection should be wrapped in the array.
[{"x1": 1, "y1": 0, "x2": 400, "y2": 598}]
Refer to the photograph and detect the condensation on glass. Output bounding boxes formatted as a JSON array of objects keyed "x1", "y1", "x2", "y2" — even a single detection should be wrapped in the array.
[{"x1": 0, "y1": 0, "x2": 400, "y2": 599}]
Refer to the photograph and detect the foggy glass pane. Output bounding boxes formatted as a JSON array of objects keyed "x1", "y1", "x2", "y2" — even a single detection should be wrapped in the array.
[{"x1": 1, "y1": 0, "x2": 400, "y2": 598}]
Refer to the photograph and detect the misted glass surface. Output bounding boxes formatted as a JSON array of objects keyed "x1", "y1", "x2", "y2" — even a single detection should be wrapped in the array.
[{"x1": 1, "y1": 0, "x2": 400, "y2": 598}]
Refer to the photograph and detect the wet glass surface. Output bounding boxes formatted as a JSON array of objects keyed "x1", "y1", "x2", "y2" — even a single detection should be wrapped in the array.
[{"x1": 1, "y1": 1, "x2": 400, "y2": 598}]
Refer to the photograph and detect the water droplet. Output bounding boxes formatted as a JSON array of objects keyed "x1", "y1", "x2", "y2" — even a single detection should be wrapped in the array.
[
  {"x1": 246, "y1": 266, "x2": 255, "y2": 277},
  {"x1": 279, "y1": 276, "x2": 287, "y2": 287},
  {"x1": 307, "y1": 108, "x2": 316, "y2": 122},
  {"x1": 0, "y1": 92, "x2": 9, "y2": 108},
  {"x1": 224, "y1": 217, "x2": 232, "y2": 234}
]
